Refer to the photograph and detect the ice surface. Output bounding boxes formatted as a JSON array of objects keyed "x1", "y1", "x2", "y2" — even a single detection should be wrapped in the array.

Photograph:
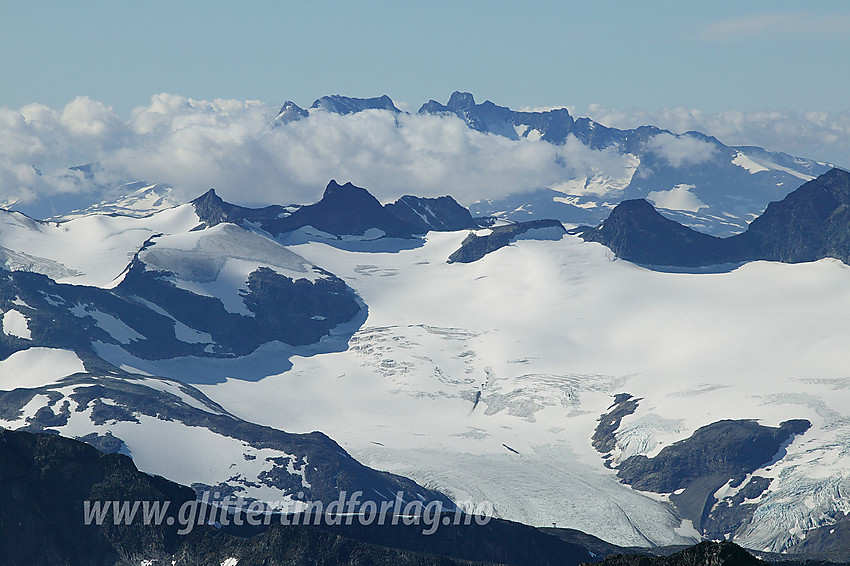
[
  {"x1": 1, "y1": 201, "x2": 848, "y2": 549},
  {"x1": 0, "y1": 348, "x2": 85, "y2": 390},
  {"x1": 2, "y1": 309, "x2": 31, "y2": 339},
  {"x1": 71, "y1": 304, "x2": 144, "y2": 344},
  {"x1": 0, "y1": 204, "x2": 200, "y2": 287},
  {"x1": 191, "y1": 232, "x2": 850, "y2": 548},
  {"x1": 732, "y1": 151, "x2": 770, "y2": 174},
  {"x1": 647, "y1": 184, "x2": 708, "y2": 212}
]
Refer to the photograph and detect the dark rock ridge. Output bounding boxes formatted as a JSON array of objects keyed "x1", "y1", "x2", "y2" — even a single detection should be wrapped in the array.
[
  {"x1": 0, "y1": 427, "x2": 600, "y2": 566},
  {"x1": 384, "y1": 195, "x2": 479, "y2": 232},
  {"x1": 0, "y1": 256, "x2": 363, "y2": 364},
  {"x1": 191, "y1": 188, "x2": 300, "y2": 230},
  {"x1": 193, "y1": 180, "x2": 481, "y2": 239},
  {"x1": 583, "y1": 540, "x2": 767, "y2": 566},
  {"x1": 592, "y1": 393, "x2": 640, "y2": 459},
  {"x1": 741, "y1": 167, "x2": 850, "y2": 263},
  {"x1": 276, "y1": 180, "x2": 421, "y2": 238},
  {"x1": 0, "y1": 426, "x2": 195, "y2": 565},
  {"x1": 581, "y1": 199, "x2": 738, "y2": 267},
  {"x1": 779, "y1": 514, "x2": 850, "y2": 562},
  {"x1": 447, "y1": 220, "x2": 567, "y2": 263},
  {"x1": 311, "y1": 94, "x2": 401, "y2": 115},
  {"x1": 582, "y1": 168, "x2": 850, "y2": 267},
  {"x1": 616, "y1": 419, "x2": 810, "y2": 539}
]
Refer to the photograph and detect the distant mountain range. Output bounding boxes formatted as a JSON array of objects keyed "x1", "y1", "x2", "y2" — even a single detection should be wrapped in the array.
[
  {"x1": 270, "y1": 92, "x2": 832, "y2": 237},
  {"x1": 4, "y1": 91, "x2": 831, "y2": 238}
]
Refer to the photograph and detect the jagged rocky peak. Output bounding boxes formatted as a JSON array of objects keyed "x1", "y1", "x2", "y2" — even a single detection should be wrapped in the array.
[
  {"x1": 273, "y1": 100, "x2": 308, "y2": 124},
  {"x1": 384, "y1": 194, "x2": 478, "y2": 232},
  {"x1": 190, "y1": 187, "x2": 226, "y2": 222},
  {"x1": 322, "y1": 179, "x2": 382, "y2": 205},
  {"x1": 191, "y1": 187, "x2": 221, "y2": 206},
  {"x1": 310, "y1": 94, "x2": 400, "y2": 115},
  {"x1": 190, "y1": 187, "x2": 240, "y2": 228},
  {"x1": 186, "y1": 180, "x2": 481, "y2": 239},
  {"x1": 418, "y1": 91, "x2": 478, "y2": 114}
]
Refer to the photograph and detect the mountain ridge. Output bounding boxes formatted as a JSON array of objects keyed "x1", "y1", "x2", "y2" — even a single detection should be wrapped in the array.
[{"x1": 582, "y1": 167, "x2": 850, "y2": 267}]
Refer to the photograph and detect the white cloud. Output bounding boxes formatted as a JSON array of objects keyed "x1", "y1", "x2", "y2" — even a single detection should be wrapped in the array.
[
  {"x1": 2, "y1": 93, "x2": 846, "y2": 218},
  {"x1": 582, "y1": 104, "x2": 850, "y2": 167},
  {"x1": 699, "y1": 11, "x2": 850, "y2": 41},
  {"x1": 646, "y1": 133, "x2": 718, "y2": 168},
  {"x1": 0, "y1": 94, "x2": 638, "y2": 212}
]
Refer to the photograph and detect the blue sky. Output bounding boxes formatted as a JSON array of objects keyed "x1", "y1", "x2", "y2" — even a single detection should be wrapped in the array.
[{"x1": 3, "y1": 0, "x2": 850, "y2": 116}]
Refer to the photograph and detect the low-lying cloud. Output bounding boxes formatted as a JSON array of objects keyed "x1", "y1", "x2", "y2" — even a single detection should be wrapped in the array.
[
  {"x1": 0, "y1": 94, "x2": 634, "y2": 213},
  {"x1": 583, "y1": 103, "x2": 850, "y2": 167},
  {"x1": 646, "y1": 133, "x2": 718, "y2": 168},
  {"x1": 2, "y1": 94, "x2": 848, "y2": 218}
]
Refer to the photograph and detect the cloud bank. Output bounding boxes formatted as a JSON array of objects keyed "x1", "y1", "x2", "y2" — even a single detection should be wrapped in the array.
[
  {"x1": 0, "y1": 94, "x2": 634, "y2": 213},
  {"x1": 699, "y1": 11, "x2": 850, "y2": 41},
  {"x1": 2, "y1": 94, "x2": 848, "y2": 218},
  {"x1": 582, "y1": 104, "x2": 850, "y2": 167}
]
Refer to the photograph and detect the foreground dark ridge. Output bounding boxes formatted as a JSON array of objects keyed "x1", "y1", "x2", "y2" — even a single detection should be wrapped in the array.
[
  {"x1": 0, "y1": 428, "x2": 598, "y2": 566},
  {"x1": 5, "y1": 427, "x2": 848, "y2": 565},
  {"x1": 582, "y1": 168, "x2": 850, "y2": 267}
]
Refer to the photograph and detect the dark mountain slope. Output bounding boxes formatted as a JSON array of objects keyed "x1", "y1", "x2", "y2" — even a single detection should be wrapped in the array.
[
  {"x1": 193, "y1": 180, "x2": 482, "y2": 239},
  {"x1": 0, "y1": 428, "x2": 599, "y2": 566},
  {"x1": 385, "y1": 195, "x2": 479, "y2": 232},
  {"x1": 275, "y1": 180, "x2": 419, "y2": 238},
  {"x1": 736, "y1": 167, "x2": 850, "y2": 263},
  {"x1": 581, "y1": 168, "x2": 850, "y2": 267},
  {"x1": 191, "y1": 188, "x2": 298, "y2": 230},
  {"x1": 584, "y1": 541, "x2": 766, "y2": 566},
  {"x1": 448, "y1": 220, "x2": 567, "y2": 263},
  {"x1": 581, "y1": 199, "x2": 737, "y2": 267}
]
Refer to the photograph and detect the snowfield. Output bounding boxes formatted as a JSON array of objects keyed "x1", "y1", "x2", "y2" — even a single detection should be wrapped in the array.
[
  {"x1": 1, "y1": 205, "x2": 849, "y2": 549},
  {"x1": 175, "y1": 230, "x2": 850, "y2": 549},
  {"x1": 0, "y1": 203, "x2": 200, "y2": 287}
]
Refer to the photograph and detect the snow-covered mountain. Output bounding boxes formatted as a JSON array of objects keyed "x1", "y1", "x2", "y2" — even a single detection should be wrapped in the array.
[{"x1": 2, "y1": 172, "x2": 850, "y2": 557}]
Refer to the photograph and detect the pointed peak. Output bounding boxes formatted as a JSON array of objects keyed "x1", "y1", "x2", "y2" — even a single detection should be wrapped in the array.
[
  {"x1": 191, "y1": 188, "x2": 222, "y2": 204},
  {"x1": 273, "y1": 101, "x2": 308, "y2": 125},
  {"x1": 278, "y1": 100, "x2": 303, "y2": 113},
  {"x1": 321, "y1": 180, "x2": 378, "y2": 203}
]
